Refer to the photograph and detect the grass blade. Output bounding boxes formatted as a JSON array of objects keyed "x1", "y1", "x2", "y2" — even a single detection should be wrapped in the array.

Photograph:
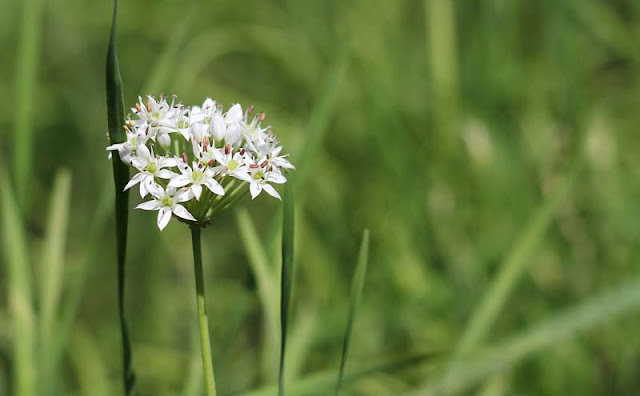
[
  {"x1": 0, "y1": 170, "x2": 35, "y2": 396},
  {"x1": 335, "y1": 229, "x2": 370, "y2": 395},
  {"x1": 244, "y1": 351, "x2": 440, "y2": 396},
  {"x1": 419, "y1": 275, "x2": 640, "y2": 395},
  {"x1": 13, "y1": 0, "x2": 44, "y2": 208},
  {"x1": 40, "y1": 169, "x2": 72, "y2": 392},
  {"x1": 279, "y1": 181, "x2": 295, "y2": 395},
  {"x1": 106, "y1": 0, "x2": 134, "y2": 393}
]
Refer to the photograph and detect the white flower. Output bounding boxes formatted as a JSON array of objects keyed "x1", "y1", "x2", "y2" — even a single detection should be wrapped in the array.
[
  {"x1": 168, "y1": 161, "x2": 225, "y2": 200},
  {"x1": 124, "y1": 145, "x2": 177, "y2": 197},
  {"x1": 248, "y1": 167, "x2": 286, "y2": 200},
  {"x1": 131, "y1": 95, "x2": 178, "y2": 137},
  {"x1": 136, "y1": 185, "x2": 196, "y2": 230},
  {"x1": 213, "y1": 146, "x2": 252, "y2": 182},
  {"x1": 106, "y1": 126, "x2": 148, "y2": 163}
]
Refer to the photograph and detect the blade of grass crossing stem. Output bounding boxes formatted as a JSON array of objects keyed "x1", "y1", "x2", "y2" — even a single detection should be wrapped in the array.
[
  {"x1": 245, "y1": 352, "x2": 440, "y2": 396},
  {"x1": 279, "y1": 182, "x2": 295, "y2": 395},
  {"x1": 13, "y1": 0, "x2": 44, "y2": 209},
  {"x1": 40, "y1": 170, "x2": 72, "y2": 393},
  {"x1": 419, "y1": 275, "x2": 640, "y2": 395},
  {"x1": 293, "y1": 46, "x2": 348, "y2": 188},
  {"x1": 106, "y1": 0, "x2": 135, "y2": 393},
  {"x1": 335, "y1": 230, "x2": 370, "y2": 395},
  {"x1": 454, "y1": 166, "x2": 576, "y2": 356},
  {"x1": 0, "y1": 171, "x2": 36, "y2": 396}
]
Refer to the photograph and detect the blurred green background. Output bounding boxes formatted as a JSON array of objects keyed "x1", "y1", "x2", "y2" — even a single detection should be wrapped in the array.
[{"x1": 3, "y1": 0, "x2": 640, "y2": 394}]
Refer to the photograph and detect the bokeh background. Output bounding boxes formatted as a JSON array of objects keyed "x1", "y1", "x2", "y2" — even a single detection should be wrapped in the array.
[{"x1": 2, "y1": 0, "x2": 640, "y2": 394}]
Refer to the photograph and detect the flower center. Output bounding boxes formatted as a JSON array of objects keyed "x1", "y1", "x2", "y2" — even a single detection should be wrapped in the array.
[
  {"x1": 253, "y1": 170, "x2": 264, "y2": 180},
  {"x1": 228, "y1": 159, "x2": 239, "y2": 171},
  {"x1": 145, "y1": 162, "x2": 157, "y2": 174},
  {"x1": 192, "y1": 170, "x2": 205, "y2": 183},
  {"x1": 161, "y1": 196, "x2": 173, "y2": 207},
  {"x1": 178, "y1": 120, "x2": 189, "y2": 129}
]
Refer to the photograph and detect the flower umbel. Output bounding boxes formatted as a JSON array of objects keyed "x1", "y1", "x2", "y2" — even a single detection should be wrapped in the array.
[{"x1": 108, "y1": 94, "x2": 294, "y2": 230}]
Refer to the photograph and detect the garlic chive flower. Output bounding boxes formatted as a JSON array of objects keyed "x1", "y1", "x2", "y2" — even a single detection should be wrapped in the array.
[{"x1": 107, "y1": 94, "x2": 295, "y2": 230}]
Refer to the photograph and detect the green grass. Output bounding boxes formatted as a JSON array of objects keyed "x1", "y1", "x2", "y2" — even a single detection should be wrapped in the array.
[{"x1": 3, "y1": 0, "x2": 640, "y2": 395}]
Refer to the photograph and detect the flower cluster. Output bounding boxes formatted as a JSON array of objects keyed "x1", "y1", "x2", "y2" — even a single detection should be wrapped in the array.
[{"x1": 108, "y1": 95, "x2": 294, "y2": 230}]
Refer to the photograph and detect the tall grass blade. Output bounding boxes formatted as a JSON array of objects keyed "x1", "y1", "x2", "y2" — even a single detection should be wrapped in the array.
[
  {"x1": 0, "y1": 171, "x2": 35, "y2": 396},
  {"x1": 420, "y1": 275, "x2": 640, "y2": 395},
  {"x1": 279, "y1": 181, "x2": 295, "y2": 396},
  {"x1": 106, "y1": 0, "x2": 135, "y2": 393},
  {"x1": 335, "y1": 229, "x2": 370, "y2": 395},
  {"x1": 244, "y1": 351, "x2": 440, "y2": 396},
  {"x1": 13, "y1": 0, "x2": 44, "y2": 209},
  {"x1": 40, "y1": 169, "x2": 72, "y2": 393}
]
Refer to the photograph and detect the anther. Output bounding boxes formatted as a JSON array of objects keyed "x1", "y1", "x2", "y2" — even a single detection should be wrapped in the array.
[
  {"x1": 135, "y1": 103, "x2": 141, "y2": 112},
  {"x1": 147, "y1": 102, "x2": 152, "y2": 112},
  {"x1": 182, "y1": 153, "x2": 188, "y2": 163},
  {"x1": 260, "y1": 160, "x2": 268, "y2": 168},
  {"x1": 225, "y1": 144, "x2": 231, "y2": 155},
  {"x1": 239, "y1": 148, "x2": 245, "y2": 155},
  {"x1": 247, "y1": 105, "x2": 254, "y2": 115},
  {"x1": 259, "y1": 112, "x2": 266, "y2": 123},
  {"x1": 207, "y1": 159, "x2": 215, "y2": 166},
  {"x1": 249, "y1": 164, "x2": 259, "y2": 169},
  {"x1": 203, "y1": 136, "x2": 209, "y2": 151}
]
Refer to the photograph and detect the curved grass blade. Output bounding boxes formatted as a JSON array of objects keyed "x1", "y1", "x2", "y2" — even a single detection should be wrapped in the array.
[
  {"x1": 106, "y1": 0, "x2": 135, "y2": 393},
  {"x1": 335, "y1": 229, "x2": 370, "y2": 395},
  {"x1": 244, "y1": 351, "x2": 441, "y2": 396},
  {"x1": 279, "y1": 181, "x2": 295, "y2": 396},
  {"x1": 418, "y1": 275, "x2": 640, "y2": 395},
  {"x1": 0, "y1": 169, "x2": 36, "y2": 396}
]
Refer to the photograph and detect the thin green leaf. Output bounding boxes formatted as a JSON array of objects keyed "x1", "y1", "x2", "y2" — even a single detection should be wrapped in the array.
[
  {"x1": 419, "y1": 275, "x2": 640, "y2": 395},
  {"x1": 243, "y1": 351, "x2": 440, "y2": 396},
  {"x1": 0, "y1": 170, "x2": 35, "y2": 396},
  {"x1": 13, "y1": 0, "x2": 44, "y2": 208},
  {"x1": 336, "y1": 229, "x2": 370, "y2": 395},
  {"x1": 106, "y1": 0, "x2": 134, "y2": 393},
  {"x1": 279, "y1": 181, "x2": 295, "y2": 396},
  {"x1": 40, "y1": 169, "x2": 72, "y2": 392}
]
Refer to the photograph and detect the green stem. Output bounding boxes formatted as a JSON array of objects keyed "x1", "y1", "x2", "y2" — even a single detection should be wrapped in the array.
[{"x1": 190, "y1": 226, "x2": 217, "y2": 396}]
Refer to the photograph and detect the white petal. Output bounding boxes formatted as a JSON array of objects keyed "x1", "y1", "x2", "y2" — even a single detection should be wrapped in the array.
[
  {"x1": 139, "y1": 179, "x2": 152, "y2": 198},
  {"x1": 262, "y1": 184, "x2": 281, "y2": 200},
  {"x1": 226, "y1": 104, "x2": 243, "y2": 123},
  {"x1": 250, "y1": 183, "x2": 261, "y2": 199},
  {"x1": 136, "y1": 200, "x2": 161, "y2": 211},
  {"x1": 205, "y1": 179, "x2": 225, "y2": 196},
  {"x1": 191, "y1": 184, "x2": 203, "y2": 200},
  {"x1": 124, "y1": 176, "x2": 141, "y2": 191},
  {"x1": 156, "y1": 169, "x2": 175, "y2": 179},
  {"x1": 168, "y1": 174, "x2": 191, "y2": 187},
  {"x1": 173, "y1": 205, "x2": 197, "y2": 222},
  {"x1": 268, "y1": 173, "x2": 287, "y2": 184},
  {"x1": 157, "y1": 208, "x2": 172, "y2": 230},
  {"x1": 232, "y1": 171, "x2": 252, "y2": 182},
  {"x1": 137, "y1": 144, "x2": 151, "y2": 161}
]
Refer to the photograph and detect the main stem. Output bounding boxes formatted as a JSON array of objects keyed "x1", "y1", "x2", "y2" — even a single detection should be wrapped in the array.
[{"x1": 191, "y1": 226, "x2": 217, "y2": 396}]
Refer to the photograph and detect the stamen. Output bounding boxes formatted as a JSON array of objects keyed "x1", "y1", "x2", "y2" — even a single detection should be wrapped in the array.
[
  {"x1": 182, "y1": 153, "x2": 188, "y2": 163},
  {"x1": 260, "y1": 160, "x2": 268, "y2": 168},
  {"x1": 225, "y1": 144, "x2": 231, "y2": 154},
  {"x1": 247, "y1": 105, "x2": 254, "y2": 116},
  {"x1": 147, "y1": 102, "x2": 152, "y2": 112},
  {"x1": 249, "y1": 164, "x2": 259, "y2": 169},
  {"x1": 239, "y1": 148, "x2": 245, "y2": 155},
  {"x1": 259, "y1": 112, "x2": 266, "y2": 123},
  {"x1": 135, "y1": 103, "x2": 141, "y2": 112},
  {"x1": 203, "y1": 136, "x2": 209, "y2": 151},
  {"x1": 208, "y1": 159, "x2": 215, "y2": 166}
]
